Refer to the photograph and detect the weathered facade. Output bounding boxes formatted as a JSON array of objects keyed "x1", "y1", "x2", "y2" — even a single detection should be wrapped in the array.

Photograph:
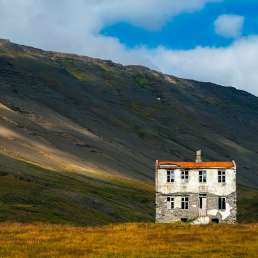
[{"x1": 155, "y1": 151, "x2": 237, "y2": 224}]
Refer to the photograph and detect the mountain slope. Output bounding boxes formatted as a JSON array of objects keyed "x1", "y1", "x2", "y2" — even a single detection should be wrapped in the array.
[
  {"x1": 0, "y1": 39, "x2": 258, "y2": 225},
  {"x1": 1, "y1": 39, "x2": 258, "y2": 186},
  {"x1": 0, "y1": 152, "x2": 153, "y2": 225}
]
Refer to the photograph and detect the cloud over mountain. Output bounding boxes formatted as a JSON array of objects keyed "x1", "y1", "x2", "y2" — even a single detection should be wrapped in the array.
[{"x1": 0, "y1": 0, "x2": 258, "y2": 95}]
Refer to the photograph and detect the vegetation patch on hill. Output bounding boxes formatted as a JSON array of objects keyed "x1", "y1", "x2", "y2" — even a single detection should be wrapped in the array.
[
  {"x1": 0, "y1": 152, "x2": 257, "y2": 226},
  {"x1": 0, "y1": 153, "x2": 154, "y2": 226}
]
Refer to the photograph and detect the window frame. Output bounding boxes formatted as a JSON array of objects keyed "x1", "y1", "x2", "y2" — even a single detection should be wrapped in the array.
[
  {"x1": 181, "y1": 170, "x2": 189, "y2": 182},
  {"x1": 167, "y1": 170, "x2": 175, "y2": 183},
  {"x1": 167, "y1": 196, "x2": 175, "y2": 209},
  {"x1": 199, "y1": 170, "x2": 207, "y2": 183},
  {"x1": 218, "y1": 197, "x2": 226, "y2": 210},
  {"x1": 181, "y1": 196, "x2": 189, "y2": 209},
  {"x1": 218, "y1": 170, "x2": 226, "y2": 183}
]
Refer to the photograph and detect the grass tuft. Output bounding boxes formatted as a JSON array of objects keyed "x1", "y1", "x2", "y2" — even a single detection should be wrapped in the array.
[{"x1": 0, "y1": 223, "x2": 257, "y2": 257}]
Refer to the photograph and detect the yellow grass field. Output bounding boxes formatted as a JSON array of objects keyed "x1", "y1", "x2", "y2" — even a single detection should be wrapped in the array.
[{"x1": 0, "y1": 223, "x2": 257, "y2": 258}]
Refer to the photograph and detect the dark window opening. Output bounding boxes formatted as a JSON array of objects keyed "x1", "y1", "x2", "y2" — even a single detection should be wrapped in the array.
[
  {"x1": 218, "y1": 170, "x2": 226, "y2": 183},
  {"x1": 167, "y1": 196, "x2": 174, "y2": 209},
  {"x1": 199, "y1": 170, "x2": 207, "y2": 183},
  {"x1": 218, "y1": 197, "x2": 226, "y2": 210},
  {"x1": 181, "y1": 218, "x2": 188, "y2": 222},
  {"x1": 212, "y1": 218, "x2": 219, "y2": 224},
  {"x1": 167, "y1": 170, "x2": 175, "y2": 183},
  {"x1": 181, "y1": 170, "x2": 189, "y2": 182},
  {"x1": 181, "y1": 196, "x2": 189, "y2": 209}
]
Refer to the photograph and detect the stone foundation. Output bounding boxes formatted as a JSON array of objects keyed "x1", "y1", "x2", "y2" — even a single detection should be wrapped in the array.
[{"x1": 156, "y1": 192, "x2": 237, "y2": 224}]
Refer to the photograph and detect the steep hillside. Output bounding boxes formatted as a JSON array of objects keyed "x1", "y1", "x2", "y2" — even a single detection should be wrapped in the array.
[
  {"x1": 0, "y1": 39, "x2": 258, "y2": 224},
  {"x1": 1, "y1": 39, "x2": 258, "y2": 186}
]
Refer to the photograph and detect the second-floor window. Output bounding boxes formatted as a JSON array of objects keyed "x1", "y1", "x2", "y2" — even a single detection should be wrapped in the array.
[
  {"x1": 167, "y1": 196, "x2": 174, "y2": 209},
  {"x1": 218, "y1": 197, "x2": 226, "y2": 210},
  {"x1": 218, "y1": 170, "x2": 226, "y2": 183},
  {"x1": 199, "y1": 170, "x2": 207, "y2": 183},
  {"x1": 181, "y1": 196, "x2": 189, "y2": 209},
  {"x1": 167, "y1": 170, "x2": 175, "y2": 183},
  {"x1": 181, "y1": 170, "x2": 189, "y2": 182}
]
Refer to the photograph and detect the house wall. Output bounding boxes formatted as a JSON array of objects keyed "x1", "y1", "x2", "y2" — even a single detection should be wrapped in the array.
[{"x1": 155, "y1": 168, "x2": 237, "y2": 224}]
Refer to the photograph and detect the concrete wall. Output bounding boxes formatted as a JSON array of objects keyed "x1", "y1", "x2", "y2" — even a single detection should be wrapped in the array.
[
  {"x1": 157, "y1": 168, "x2": 236, "y2": 195},
  {"x1": 156, "y1": 168, "x2": 237, "y2": 224}
]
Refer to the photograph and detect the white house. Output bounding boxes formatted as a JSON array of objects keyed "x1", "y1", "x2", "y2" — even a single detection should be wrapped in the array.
[{"x1": 155, "y1": 150, "x2": 237, "y2": 224}]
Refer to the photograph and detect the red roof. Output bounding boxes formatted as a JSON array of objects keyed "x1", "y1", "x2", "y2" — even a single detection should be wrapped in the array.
[{"x1": 157, "y1": 161, "x2": 235, "y2": 169}]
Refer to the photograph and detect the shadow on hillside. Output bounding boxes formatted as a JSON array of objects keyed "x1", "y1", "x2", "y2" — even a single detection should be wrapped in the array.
[
  {"x1": 0, "y1": 153, "x2": 257, "y2": 226},
  {"x1": 0, "y1": 153, "x2": 154, "y2": 226}
]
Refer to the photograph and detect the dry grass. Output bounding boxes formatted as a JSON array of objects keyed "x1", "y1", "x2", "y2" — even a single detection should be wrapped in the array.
[{"x1": 0, "y1": 223, "x2": 257, "y2": 258}]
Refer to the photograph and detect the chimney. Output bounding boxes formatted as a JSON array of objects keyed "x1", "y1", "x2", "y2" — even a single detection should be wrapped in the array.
[{"x1": 196, "y1": 150, "x2": 202, "y2": 163}]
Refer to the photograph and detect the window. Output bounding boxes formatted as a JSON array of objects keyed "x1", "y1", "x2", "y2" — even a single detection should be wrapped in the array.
[
  {"x1": 211, "y1": 218, "x2": 219, "y2": 224},
  {"x1": 181, "y1": 196, "x2": 189, "y2": 209},
  {"x1": 199, "y1": 170, "x2": 207, "y2": 183},
  {"x1": 167, "y1": 196, "x2": 174, "y2": 209},
  {"x1": 167, "y1": 170, "x2": 175, "y2": 183},
  {"x1": 218, "y1": 170, "x2": 226, "y2": 183},
  {"x1": 218, "y1": 197, "x2": 226, "y2": 210},
  {"x1": 181, "y1": 170, "x2": 189, "y2": 182}
]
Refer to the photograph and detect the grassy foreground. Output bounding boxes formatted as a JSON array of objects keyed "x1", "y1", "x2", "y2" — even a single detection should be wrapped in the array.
[{"x1": 0, "y1": 223, "x2": 257, "y2": 258}]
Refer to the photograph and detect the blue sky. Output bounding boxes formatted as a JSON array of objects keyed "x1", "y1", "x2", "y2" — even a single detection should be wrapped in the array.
[
  {"x1": 0, "y1": 0, "x2": 258, "y2": 95},
  {"x1": 102, "y1": 0, "x2": 258, "y2": 50}
]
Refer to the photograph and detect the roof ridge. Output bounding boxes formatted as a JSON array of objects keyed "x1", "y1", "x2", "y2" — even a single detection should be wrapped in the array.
[{"x1": 157, "y1": 161, "x2": 235, "y2": 169}]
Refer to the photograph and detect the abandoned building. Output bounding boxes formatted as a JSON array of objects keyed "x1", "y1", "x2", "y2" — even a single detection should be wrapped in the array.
[{"x1": 155, "y1": 151, "x2": 237, "y2": 224}]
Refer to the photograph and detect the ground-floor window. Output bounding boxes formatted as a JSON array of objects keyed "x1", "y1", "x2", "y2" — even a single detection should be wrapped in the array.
[
  {"x1": 181, "y1": 196, "x2": 189, "y2": 209},
  {"x1": 211, "y1": 218, "x2": 219, "y2": 224},
  {"x1": 218, "y1": 197, "x2": 226, "y2": 210},
  {"x1": 167, "y1": 196, "x2": 174, "y2": 209}
]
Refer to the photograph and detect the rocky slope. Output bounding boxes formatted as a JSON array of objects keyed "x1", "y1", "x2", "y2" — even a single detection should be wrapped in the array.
[{"x1": 0, "y1": 39, "x2": 258, "y2": 224}]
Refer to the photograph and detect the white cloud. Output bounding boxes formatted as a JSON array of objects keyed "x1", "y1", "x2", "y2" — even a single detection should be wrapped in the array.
[
  {"x1": 96, "y1": 0, "x2": 219, "y2": 30},
  {"x1": 0, "y1": 0, "x2": 218, "y2": 55},
  {"x1": 145, "y1": 36, "x2": 258, "y2": 96},
  {"x1": 215, "y1": 14, "x2": 244, "y2": 38},
  {"x1": 0, "y1": 1, "x2": 258, "y2": 96}
]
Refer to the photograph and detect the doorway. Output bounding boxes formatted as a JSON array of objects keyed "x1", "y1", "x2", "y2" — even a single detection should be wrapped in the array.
[{"x1": 199, "y1": 194, "x2": 207, "y2": 216}]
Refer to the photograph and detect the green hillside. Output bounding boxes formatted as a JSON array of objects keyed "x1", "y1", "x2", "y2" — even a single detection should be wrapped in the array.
[
  {"x1": 0, "y1": 39, "x2": 258, "y2": 225},
  {"x1": 0, "y1": 152, "x2": 257, "y2": 225},
  {"x1": 0, "y1": 153, "x2": 153, "y2": 225}
]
